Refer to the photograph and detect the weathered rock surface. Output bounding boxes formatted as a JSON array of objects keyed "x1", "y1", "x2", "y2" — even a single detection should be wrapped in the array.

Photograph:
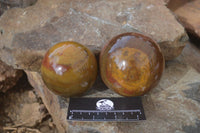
[
  {"x1": 0, "y1": 0, "x2": 37, "y2": 8},
  {"x1": 0, "y1": 75, "x2": 57, "y2": 133},
  {"x1": 180, "y1": 41, "x2": 200, "y2": 73},
  {"x1": 168, "y1": 0, "x2": 200, "y2": 39},
  {"x1": 26, "y1": 42, "x2": 200, "y2": 133},
  {"x1": 0, "y1": 0, "x2": 188, "y2": 72},
  {"x1": 0, "y1": 0, "x2": 37, "y2": 16},
  {"x1": 0, "y1": 76, "x2": 47, "y2": 128},
  {"x1": 0, "y1": 60, "x2": 23, "y2": 92}
]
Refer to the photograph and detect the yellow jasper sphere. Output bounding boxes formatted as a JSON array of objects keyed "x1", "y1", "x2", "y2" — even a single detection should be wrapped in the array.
[
  {"x1": 41, "y1": 41, "x2": 97, "y2": 97},
  {"x1": 100, "y1": 33, "x2": 164, "y2": 97}
]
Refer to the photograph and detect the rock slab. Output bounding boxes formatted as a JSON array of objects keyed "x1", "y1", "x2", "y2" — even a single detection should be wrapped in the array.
[
  {"x1": 0, "y1": 0, "x2": 188, "y2": 72},
  {"x1": 168, "y1": 0, "x2": 200, "y2": 38},
  {"x1": 26, "y1": 42, "x2": 200, "y2": 133},
  {"x1": 27, "y1": 58, "x2": 200, "y2": 133}
]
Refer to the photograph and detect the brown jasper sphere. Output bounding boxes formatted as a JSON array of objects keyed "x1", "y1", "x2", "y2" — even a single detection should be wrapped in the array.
[
  {"x1": 100, "y1": 33, "x2": 164, "y2": 97},
  {"x1": 41, "y1": 41, "x2": 97, "y2": 97}
]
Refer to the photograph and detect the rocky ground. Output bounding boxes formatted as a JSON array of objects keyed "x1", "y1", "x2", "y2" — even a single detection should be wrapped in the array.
[
  {"x1": 26, "y1": 40, "x2": 200, "y2": 133},
  {"x1": 0, "y1": 73, "x2": 58, "y2": 133}
]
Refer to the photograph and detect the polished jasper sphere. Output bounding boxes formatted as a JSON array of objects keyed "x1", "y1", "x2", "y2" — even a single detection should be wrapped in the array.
[
  {"x1": 41, "y1": 41, "x2": 97, "y2": 97},
  {"x1": 100, "y1": 32, "x2": 164, "y2": 97}
]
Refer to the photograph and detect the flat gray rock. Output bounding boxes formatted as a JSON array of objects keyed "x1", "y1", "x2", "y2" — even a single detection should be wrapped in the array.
[
  {"x1": 26, "y1": 58, "x2": 200, "y2": 133},
  {"x1": 26, "y1": 42, "x2": 200, "y2": 133},
  {"x1": 0, "y1": 0, "x2": 187, "y2": 72}
]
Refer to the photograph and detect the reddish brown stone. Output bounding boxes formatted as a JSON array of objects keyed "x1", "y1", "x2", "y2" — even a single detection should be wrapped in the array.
[{"x1": 168, "y1": 0, "x2": 200, "y2": 38}]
